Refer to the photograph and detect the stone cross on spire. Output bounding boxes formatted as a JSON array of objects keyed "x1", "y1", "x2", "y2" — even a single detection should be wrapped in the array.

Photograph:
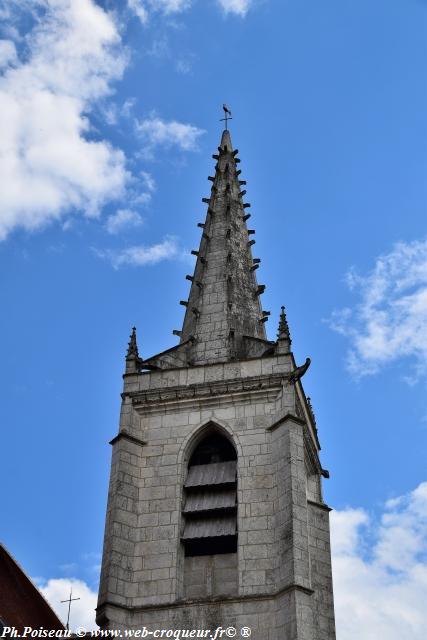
[{"x1": 220, "y1": 104, "x2": 232, "y2": 130}]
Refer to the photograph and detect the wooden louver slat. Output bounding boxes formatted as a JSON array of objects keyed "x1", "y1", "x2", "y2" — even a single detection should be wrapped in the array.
[{"x1": 184, "y1": 460, "x2": 237, "y2": 487}]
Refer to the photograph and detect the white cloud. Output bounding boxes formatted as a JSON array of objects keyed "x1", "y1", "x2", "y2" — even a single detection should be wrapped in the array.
[
  {"x1": 329, "y1": 238, "x2": 427, "y2": 379},
  {"x1": 331, "y1": 481, "x2": 427, "y2": 640},
  {"x1": 81, "y1": 551, "x2": 102, "y2": 575},
  {"x1": 122, "y1": 97, "x2": 137, "y2": 118},
  {"x1": 105, "y1": 171, "x2": 156, "y2": 235},
  {"x1": 39, "y1": 577, "x2": 98, "y2": 631},
  {"x1": 105, "y1": 209, "x2": 144, "y2": 234},
  {"x1": 146, "y1": 36, "x2": 170, "y2": 58},
  {"x1": 217, "y1": 0, "x2": 253, "y2": 16},
  {"x1": 175, "y1": 58, "x2": 192, "y2": 74},
  {"x1": 127, "y1": 0, "x2": 149, "y2": 24},
  {"x1": 136, "y1": 115, "x2": 205, "y2": 157},
  {"x1": 153, "y1": 0, "x2": 191, "y2": 13},
  {"x1": 59, "y1": 562, "x2": 78, "y2": 572},
  {"x1": 140, "y1": 170, "x2": 156, "y2": 193},
  {"x1": 0, "y1": 0, "x2": 130, "y2": 240},
  {"x1": 127, "y1": 0, "x2": 191, "y2": 24},
  {"x1": 95, "y1": 235, "x2": 179, "y2": 268},
  {"x1": 100, "y1": 97, "x2": 138, "y2": 126},
  {"x1": 0, "y1": 39, "x2": 17, "y2": 68},
  {"x1": 331, "y1": 508, "x2": 369, "y2": 555}
]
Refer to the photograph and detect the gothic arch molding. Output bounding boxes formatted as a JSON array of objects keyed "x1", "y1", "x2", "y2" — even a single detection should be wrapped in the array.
[{"x1": 178, "y1": 418, "x2": 242, "y2": 476}]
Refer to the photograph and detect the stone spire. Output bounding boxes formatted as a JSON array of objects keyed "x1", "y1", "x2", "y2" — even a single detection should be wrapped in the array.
[
  {"x1": 125, "y1": 326, "x2": 141, "y2": 374},
  {"x1": 276, "y1": 305, "x2": 291, "y2": 354},
  {"x1": 179, "y1": 128, "x2": 271, "y2": 365}
]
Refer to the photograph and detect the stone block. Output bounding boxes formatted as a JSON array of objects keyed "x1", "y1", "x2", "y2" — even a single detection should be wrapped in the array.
[
  {"x1": 242, "y1": 570, "x2": 266, "y2": 586},
  {"x1": 143, "y1": 553, "x2": 173, "y2": 570}
]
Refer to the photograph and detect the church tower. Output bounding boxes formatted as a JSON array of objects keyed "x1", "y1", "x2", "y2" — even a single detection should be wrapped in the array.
[{"x1": 97, "y1": 127, "x2": 336, "y2": 640}]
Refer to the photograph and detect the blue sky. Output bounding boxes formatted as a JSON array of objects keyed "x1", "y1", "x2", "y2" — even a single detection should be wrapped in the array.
[{"x1": 1, "y1": 0, "x2": 427, "y2": 636}]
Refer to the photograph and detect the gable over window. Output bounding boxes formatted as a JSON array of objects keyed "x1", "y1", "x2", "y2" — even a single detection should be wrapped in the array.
[{"x1": 182, "y1": 430, "x2": 237, "y2": 557}]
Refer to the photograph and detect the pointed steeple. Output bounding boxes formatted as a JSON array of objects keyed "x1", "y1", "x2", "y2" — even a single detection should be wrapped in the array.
[
  {"x1": 125, "y1": 326, "x2": 141, "y2": 374},
  {"x1": 178, "y1": 128, "x2": 272, "y2": 365},
  {"x1": 277, "y1": 306, "x2": 292, "y2": 354}
]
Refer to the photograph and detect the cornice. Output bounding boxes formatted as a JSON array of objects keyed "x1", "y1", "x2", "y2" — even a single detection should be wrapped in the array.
[
  {"x1": 266, "y1": 411, "x2": 323, "y2": 475},
  {"x1": 96, "y1": 582, "x2": 314, "y2": 616},
  {"x1": 128, "y1": 373, "x2": 284, "y2": 414},
  {"x1": 267, "y1": 412, "x2": 306, "y2": 431},
  {"x1": 109, "y1": 431, "x2": 146, "y2": 447},
  {"x1": 307, "y1": 499, "x2": 332, "y2": 513}
]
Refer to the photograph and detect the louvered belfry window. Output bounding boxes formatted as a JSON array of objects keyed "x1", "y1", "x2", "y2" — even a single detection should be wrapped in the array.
[{"x1": 182, "y1": 432, "x2": 237, "y2": 556}]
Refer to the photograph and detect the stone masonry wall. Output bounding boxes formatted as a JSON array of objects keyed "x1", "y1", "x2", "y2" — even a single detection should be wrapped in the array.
[
  {"x1": 184, "y1": 553, "x2": 238, "y2": 599},
  {"x1": 97, "y1": 354, "x2": 335, "y2": 640}
]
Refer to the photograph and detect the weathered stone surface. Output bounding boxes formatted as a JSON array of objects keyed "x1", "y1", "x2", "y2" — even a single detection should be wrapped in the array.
[{"x1": 97, "y1": 129, "x2": 336, "y2": 639}]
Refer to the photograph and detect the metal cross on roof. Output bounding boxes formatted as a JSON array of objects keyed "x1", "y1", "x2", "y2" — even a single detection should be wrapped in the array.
[
  {"x1": 60, "y1": 588, "x2": 80, "y2": 631},
  {"x1": 220, "y1": 104, "x2": 232, "y2": 130}
]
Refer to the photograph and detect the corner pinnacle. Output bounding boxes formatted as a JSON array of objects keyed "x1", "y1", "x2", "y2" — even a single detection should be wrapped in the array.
[
  {"x1": 276, "y1": 305, "x2": 292, "y2": 354},
  {"x1": 278, "y1": 306, "x2": 291, "y2": 341},
  {"x1": 125, "y1": 326, "x2": 141, "y2": 373}
]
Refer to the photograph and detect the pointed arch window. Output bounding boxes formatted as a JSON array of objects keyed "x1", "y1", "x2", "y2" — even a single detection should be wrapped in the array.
[{"x1": 182, "y1": 431, "x2": 237, "y2": 557}]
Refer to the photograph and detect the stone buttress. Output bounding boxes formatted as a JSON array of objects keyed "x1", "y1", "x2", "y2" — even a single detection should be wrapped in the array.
[{"x1": 97, "y1": 129, "x2": 336, "y2": 640}]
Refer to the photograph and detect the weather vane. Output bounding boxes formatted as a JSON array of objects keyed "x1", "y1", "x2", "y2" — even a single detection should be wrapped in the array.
[
  {"x1": 220, "y1": 104, "x2": 232, "y2": 130},
  {"x1": 61, "y1": 588, "x2": 80, "y2": 631}
]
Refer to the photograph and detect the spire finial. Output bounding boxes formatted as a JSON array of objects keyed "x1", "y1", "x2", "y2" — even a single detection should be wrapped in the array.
[{"x1": 220, "y1": 104, "x2": 232, "y2": 130}]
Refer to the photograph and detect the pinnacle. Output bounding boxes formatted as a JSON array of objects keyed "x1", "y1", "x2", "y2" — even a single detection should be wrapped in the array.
[
  {"x1": 126, "y1": 326, "x2": 139, "y2": 359},
  {"x1": 277, "y1": 306, "x2": 292, "y2": 351},
  {"x1": 125, "y1": 326, "x2": 142, "y2": 373}
]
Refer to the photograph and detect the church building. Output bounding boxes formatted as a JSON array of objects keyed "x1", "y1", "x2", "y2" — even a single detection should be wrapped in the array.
[{"x1": 97, "y1": 126, "x2": 336, "y2": 640}]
